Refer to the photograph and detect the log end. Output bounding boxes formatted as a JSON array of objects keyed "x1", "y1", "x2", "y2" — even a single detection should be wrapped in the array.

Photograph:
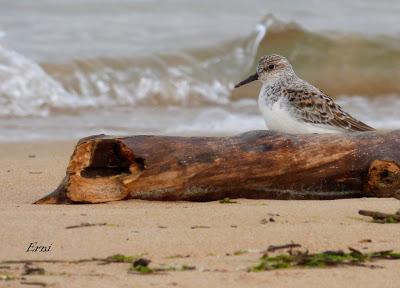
[
  {"x1": 35, "y1": 136, "x2": 144, "y2": 204},
  {"x1": 365, "y1": 160, "x2": 400, "y2": 199},
  {"x1": 34, "y1": 177, "x2": 72, "y2": 204}
]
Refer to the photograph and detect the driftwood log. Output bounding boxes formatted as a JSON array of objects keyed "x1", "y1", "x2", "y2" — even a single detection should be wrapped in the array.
[{"x1": 35, "y1": 130, "x2": 400, "y2": 204}]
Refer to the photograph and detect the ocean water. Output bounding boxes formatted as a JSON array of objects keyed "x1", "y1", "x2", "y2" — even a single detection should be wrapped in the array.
[{"x1": 0, "y1": 0, "x2": 399, "y2": 141}]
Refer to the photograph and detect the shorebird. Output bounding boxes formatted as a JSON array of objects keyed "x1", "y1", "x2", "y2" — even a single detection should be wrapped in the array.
[{"x1": 235, "y1": 54, "x2": 374, "y2": 133}]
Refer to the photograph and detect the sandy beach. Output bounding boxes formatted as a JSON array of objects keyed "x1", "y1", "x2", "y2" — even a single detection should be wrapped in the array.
[
  {"x1": 0, "y1": 141, "x2": 399, "y2": 288},
  {"x1": 1, "y1": 1, "x2": 400, "y2": 287}
]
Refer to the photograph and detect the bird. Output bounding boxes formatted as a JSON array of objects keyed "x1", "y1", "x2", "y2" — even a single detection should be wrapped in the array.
[{"x1": 234, "y1": 54, "x2": 375, "y2": 134}]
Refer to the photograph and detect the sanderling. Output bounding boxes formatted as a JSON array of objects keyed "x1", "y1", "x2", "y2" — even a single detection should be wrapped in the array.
[{"x1": 235, "y1": 54, "x2": 374, "y2": 133}]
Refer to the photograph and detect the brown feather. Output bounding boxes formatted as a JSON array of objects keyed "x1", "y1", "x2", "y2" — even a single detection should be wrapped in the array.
[{"x1": 284, "y1": 88, "x2": 375, "y2": 132}]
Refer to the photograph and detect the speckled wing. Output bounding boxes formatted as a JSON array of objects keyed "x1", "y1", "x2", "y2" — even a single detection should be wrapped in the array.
[{"x1": 283, "y1": 88, "x2": 375, "y2": 132}]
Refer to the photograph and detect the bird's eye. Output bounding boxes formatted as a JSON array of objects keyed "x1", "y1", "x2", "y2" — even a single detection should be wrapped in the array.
[{"x1": 268, "y1": 64, "x2": 275, "y2": 70}]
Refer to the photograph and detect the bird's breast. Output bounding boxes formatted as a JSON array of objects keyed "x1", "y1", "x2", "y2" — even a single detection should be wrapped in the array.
[
  {"x1": 258, "y1": 97, "x2": 298, "y2": 132},
  {"x1": 258, "y1": 94, "x2": 342, "y2": 134}
]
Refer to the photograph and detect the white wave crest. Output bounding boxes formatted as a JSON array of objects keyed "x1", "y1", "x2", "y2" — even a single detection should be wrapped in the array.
[{"x1": 0, "y1": 45, "x2": 94, "y2": 117}]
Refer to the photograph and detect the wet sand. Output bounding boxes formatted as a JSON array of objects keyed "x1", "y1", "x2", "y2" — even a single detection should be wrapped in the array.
[{"x1": 0, "y1": 141, "x2": 399, "y2": 288}]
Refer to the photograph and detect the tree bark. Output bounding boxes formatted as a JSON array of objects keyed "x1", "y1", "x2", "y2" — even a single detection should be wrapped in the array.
[{"x1": 35, "y1": 130, "x2": 400, "y2": 204}]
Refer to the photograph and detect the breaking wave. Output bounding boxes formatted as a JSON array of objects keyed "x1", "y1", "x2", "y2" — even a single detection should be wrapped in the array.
[
  {"x1": 1, "y1": 14, "x2": 400, "y2": 117},
  {"x1": 0, "y1": 45, "x2": 94, "y2": 116}
]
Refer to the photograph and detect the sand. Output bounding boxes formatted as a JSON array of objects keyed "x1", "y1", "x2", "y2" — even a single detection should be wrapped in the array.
[{"x1": 0, "y1": 141, "x2": 399, "y2": 288}]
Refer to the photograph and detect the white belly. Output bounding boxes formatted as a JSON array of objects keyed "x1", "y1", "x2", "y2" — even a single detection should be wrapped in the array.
[{"x1": 258, "y1": 99, "x2": 343, "y2": 134}]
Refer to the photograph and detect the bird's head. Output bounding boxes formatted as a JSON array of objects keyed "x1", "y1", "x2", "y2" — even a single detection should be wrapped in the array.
[{"x1": 234, "y1": 54, "x2": 293, "y2": 88}]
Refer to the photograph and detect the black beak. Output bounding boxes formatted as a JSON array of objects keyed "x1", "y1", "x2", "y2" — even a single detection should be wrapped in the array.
[{"x1": 234, "y1": 73, "x2": 258, "y2": 88}]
